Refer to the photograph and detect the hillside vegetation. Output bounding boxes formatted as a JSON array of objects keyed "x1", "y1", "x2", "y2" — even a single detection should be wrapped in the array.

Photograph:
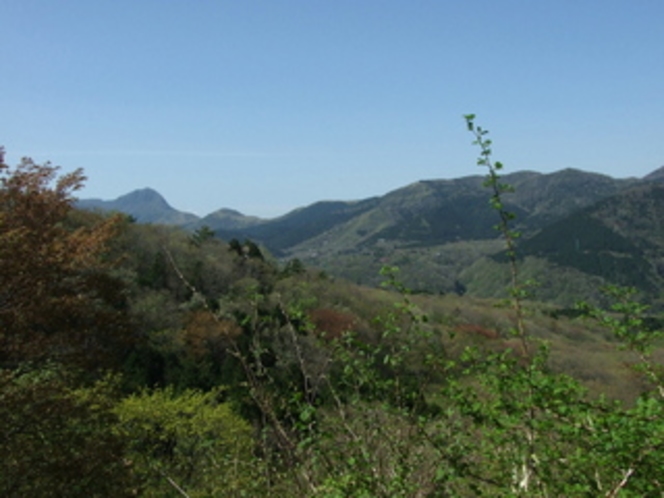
[
  {"x1": 80, "y1": 164, "x2": 664, "y2": 306},
  {"x1": 4, "y1": 140, "x2": 664, "y2": 496}
]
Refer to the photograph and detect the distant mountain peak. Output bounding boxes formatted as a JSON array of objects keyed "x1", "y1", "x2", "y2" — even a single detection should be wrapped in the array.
[
  {"x1": 200, "y1": 207, "x2": 264, "y2": 230},
  {"x1": 643, "y1": 165, "x2": 664, "y2": 182},
  {"x1": 129, "y1": 187, "x2": 161, "y2": 196},
  {"x1": 212, "y1": 208, "x2": 246, "y2": 217},
  {"x1": 78, "y1": 188, "x2": 198, "y2": 226},
  {"x1": 116, "y1": 188, "x2": 171, "y2": 209}
]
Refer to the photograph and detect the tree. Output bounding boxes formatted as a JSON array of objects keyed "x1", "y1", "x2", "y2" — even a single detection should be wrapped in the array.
[
  {"x1": 0, "y1": 151, "x2": 131, "y2": 371},
  {"x1": 0, "y1": 367, "x2": 134, "y2": 497},
  {"x1": 114, "y1": 387, "x2": 259, "y2": 496},
  {"x1": 189, "y1": 225, "x2": 215, "y2": 247}
]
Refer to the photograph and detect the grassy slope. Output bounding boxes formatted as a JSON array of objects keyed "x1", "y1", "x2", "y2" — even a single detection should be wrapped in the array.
[{"x1": 406, "y1": 291, "x2": 659, "y2": 405}]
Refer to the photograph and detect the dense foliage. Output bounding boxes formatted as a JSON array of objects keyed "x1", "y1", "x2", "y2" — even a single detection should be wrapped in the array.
[{"x1": 2, "y1": 135, "x2": 664, "y2": 496}]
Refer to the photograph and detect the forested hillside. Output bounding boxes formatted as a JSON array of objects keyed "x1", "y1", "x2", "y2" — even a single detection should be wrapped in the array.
[
  {"x1": 462, "y1": 182, "x2": 664, "y2": 307},
  {"x1": 80, "y1": 166, "x2": 662, "y2": 303},
  {"x1": 3, "y1": 147, "x2": 664, "y2": 496}
]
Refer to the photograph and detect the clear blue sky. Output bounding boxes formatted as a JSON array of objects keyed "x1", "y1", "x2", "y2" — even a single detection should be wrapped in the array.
[{"x1": 2, "y1": 1, "x2": 663, "y2": 218}]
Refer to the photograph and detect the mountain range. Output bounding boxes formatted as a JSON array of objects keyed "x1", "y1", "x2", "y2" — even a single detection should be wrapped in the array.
[{"x1": 78, "y1": 166, "x2": 664, "y2": 306}]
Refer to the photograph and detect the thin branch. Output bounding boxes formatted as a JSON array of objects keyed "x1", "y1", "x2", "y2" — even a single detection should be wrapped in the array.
[{"x1": 156, "y1": 468, "x2": 191, "y2": 498}]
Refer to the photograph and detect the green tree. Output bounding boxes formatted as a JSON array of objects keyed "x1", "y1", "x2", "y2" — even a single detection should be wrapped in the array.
[
  {"x1": 115, "y1": 387, "x2": 259, "y2": 497},
  {"x1": 189, "y1": 225, "x2": 215, "y2": 247},
  {"x1": 0, "y1": 367, "x2": 133, "y2": 497}
]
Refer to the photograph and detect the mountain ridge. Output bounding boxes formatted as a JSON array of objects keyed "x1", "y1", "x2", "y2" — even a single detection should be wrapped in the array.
[
  {"x1": 78, "y1": 167, "x2": 650, "y2": 235},
  {"x1": 77, "y1": 166, "x2": 664, "y2": 303}
]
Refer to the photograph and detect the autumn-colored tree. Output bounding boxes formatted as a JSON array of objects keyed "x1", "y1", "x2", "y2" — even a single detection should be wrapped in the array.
[
  {"x1": 0, "y1": 150, "x2": 131, "y2": 371},
  {"x1": 308, "y1": 307, "x2": 357, "y2": 340}
]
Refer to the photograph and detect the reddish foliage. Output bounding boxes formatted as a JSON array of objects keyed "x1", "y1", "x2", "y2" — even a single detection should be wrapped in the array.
[
  {"x1": 455, "y1": 323, "x2": 500, "y2": 340},
  {"x1": 183, "y1": 310, "x2": 241, "y2": 359},
  {"x1": 0, "y1": 154, "x2": 131, "y2": 370},
  {"x1": 308, "y1": 308, "x2": 357, "y2": 340}
]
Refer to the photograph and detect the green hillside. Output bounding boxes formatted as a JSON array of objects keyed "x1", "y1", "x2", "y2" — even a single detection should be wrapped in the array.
[{"x1": 5, "y1": 158, "x2": 664, "y2": 496}]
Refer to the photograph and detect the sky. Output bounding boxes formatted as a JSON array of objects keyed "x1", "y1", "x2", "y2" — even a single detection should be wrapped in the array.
[{"x1": 2, "y1": 1, "x2": 663, "y2": 218}]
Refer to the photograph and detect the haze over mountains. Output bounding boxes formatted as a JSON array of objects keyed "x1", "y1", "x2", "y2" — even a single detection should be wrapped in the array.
[{"x1": 79, "y1": 166, "x2": 664, "y2": 306}]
